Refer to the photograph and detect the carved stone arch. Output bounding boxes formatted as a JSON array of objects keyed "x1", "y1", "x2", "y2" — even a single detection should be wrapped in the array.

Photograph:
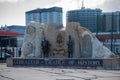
[
  {"x1": 81, "y1": 34, "x2": 92, "y2": 58},
  {"x1": 26, "y1": 25, "x2": 36, "y2": 34}
]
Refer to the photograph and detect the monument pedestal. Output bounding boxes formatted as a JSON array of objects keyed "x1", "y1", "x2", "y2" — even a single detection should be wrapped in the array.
[{"x1": 6, "y1": 57, "x2": 120, "y2": 70}]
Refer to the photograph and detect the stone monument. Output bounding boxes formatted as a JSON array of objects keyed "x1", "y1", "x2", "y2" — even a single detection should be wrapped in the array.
[
  {"x1": 7, "y1": 22, "x2": 120, "y2": 69},
  {"x1": 21, "y1": 22, "x2": 115, "y2": 58},
  {"x1": 21, "y1": 22, "x2": 45, "y2": 58},
  {"x1": 44, "y1": 24, "x2": 66, "y2": 58},
  {"x1": 65, "y1": 22, "x2": 115, "y2": 58}
]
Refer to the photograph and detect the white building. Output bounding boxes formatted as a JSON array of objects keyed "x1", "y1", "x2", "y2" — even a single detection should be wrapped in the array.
[
  {"x1": 26, "y1": 7, "x2": 63, "y2": 25},
  {"x1": 1, "y1": 25, "x2": 26, "y2": 47},
  {"x1": 0, "y1": 25, "x2": 26, "y2": 57}
]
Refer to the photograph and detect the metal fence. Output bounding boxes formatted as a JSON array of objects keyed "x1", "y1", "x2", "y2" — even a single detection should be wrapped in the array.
[{"x1": 0, "y1": 47, "x2": 21, "y2": 59}]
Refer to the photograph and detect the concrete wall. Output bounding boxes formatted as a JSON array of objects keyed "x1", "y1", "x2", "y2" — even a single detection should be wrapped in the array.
[{"x1": 103, "y1": 58, "x2": 120, "y2": 70}]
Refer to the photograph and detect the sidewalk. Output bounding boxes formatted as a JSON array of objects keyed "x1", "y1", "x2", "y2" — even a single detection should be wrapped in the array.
[{"x1": 0, "y1": 63, "x2": 120, "y2": 80}]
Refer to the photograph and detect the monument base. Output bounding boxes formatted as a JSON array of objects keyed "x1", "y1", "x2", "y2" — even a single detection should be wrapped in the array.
[
  {"x1": 7, "y1": 58, "x2": 120, "y2": 70},
  {"x1": 0, "y1": 58, "x2": 6, "y2": 63}
]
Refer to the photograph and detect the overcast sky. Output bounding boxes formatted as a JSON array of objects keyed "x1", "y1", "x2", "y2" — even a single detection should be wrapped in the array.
[{"x1": 0, "y1": 0, "x2": 120, "y2": 26}]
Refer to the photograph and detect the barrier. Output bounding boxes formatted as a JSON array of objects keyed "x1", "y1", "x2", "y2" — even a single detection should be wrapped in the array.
[{"x1": 0, "y1": 59, "x2": 6, "y2": 63}]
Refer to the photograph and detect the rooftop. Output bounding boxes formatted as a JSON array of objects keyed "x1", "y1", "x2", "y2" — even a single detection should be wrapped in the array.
[
  {"x1": 67, "y1": 8, "x2": 102, "y2": 12},
  {"x1": 26, "y1": 7, "x2": 62, "y2": 14}
]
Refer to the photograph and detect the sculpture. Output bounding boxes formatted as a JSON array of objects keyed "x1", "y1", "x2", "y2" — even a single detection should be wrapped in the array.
[
  {"x1": 56, "y1": 33, "x2": 63, "y2": 47},
  {"x1": 21, "y1": 22, "x2": 44, "y2": 58},
  {"x1": 67, "y1": 35, "x2": 73, "y2": 58},
  {"x1": 52, "y1": 31, "x2": 66, "y2": 57},
  {"x1": 41, "y1": 37, "x2": 50, "y2": 58},
  {"x1": 66, "y1": 22, "x2": 115, "y2": 58},
  {"x1": 21, "y1": 22, "x2": 115, "y2": 58}
]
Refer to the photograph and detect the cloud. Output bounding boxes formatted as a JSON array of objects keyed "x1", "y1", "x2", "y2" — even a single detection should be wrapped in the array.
[
  {"x1": 0, "y1": 0, "x2": 60, "y2": 26},
  {"x1": 96, "y1": 0, "x2": 120, "y2": 12},
  {"x1": 0, "y1": 0, "x2": 120, "y2": 26},
  {"x1": 0, "y1": 0, "x2": 61, "y2": 4},
  {"x1": 50, "y1": 0, "x2": 105, "y2": 26},
  {"x1": 0, "y1": 0, "x2": 24, "y2": 2}
]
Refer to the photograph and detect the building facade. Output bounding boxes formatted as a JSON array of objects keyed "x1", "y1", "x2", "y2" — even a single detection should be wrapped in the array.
[
  {"x1": 67, "y1": 8, "x2": 120, "y2": 33},
  {"x1": 26, "y1": 7, "x2": 63, "y2": 25},
  {"x1": 67, "y1": 8, "x2": 102, "y2": 32},
  {"x1": 0, "y1": 25, "x2": 26, "y2": 58},
  {"x1": 0, "y1": 30, "x2": 19, "y2": 59},
  {"x1": 0, "y1": 25, "x2": 26, "y2": 47},
  {"x1": 98, "y1": 12, "x2": 120, "y2": 32}
]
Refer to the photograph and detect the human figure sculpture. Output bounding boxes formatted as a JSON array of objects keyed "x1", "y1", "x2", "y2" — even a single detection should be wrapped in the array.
[
  {"x1": 56, "y1": 33, "x2": 63, "y2": 47},
  {"x1": 18, "y1": 48, "x2": 21, "y2": 57},
  {"x1": 41, "y1": 37, "x2": 50, "y2": 58},
  {"x1": 67, "y1": 35, "x2": 73, "y2": 58}
]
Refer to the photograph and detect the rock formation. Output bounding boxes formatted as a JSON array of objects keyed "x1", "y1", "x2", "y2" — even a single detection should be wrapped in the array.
[
  {"x1": 65, "y1": 22, "x2": 115, "y2": 58},
  {"x1": 21, "y1": 22, "x2": 45, "y2": 58},
  {"x1": 21, "y1": 22, "x2": 115, "y2": 58}
]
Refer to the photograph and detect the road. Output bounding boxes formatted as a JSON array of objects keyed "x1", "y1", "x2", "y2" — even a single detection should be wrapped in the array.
[{"x1": 0, "y1": 63, "x2": 120, "y2": 80}]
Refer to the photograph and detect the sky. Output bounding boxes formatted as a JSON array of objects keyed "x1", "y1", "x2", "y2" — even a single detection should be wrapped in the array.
[{"x1": 0, "y1": 0, "x2": 120, "y2": 26}]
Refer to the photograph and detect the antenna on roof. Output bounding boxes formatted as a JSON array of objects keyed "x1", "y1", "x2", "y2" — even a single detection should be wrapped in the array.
[{"x1": 81, "y1": 0, "x2": 85, "y2": 9}]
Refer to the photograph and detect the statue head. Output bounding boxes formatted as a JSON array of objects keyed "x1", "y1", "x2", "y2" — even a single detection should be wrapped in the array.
[
  {"x1": 68, "y1": 35, "x2": 71, "y2": 40},
  {"x1": 43, "y1": 37, "x2": 46, "y2": 41}
]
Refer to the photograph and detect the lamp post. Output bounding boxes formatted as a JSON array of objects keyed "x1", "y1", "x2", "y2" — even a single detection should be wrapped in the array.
[
  {"x1": 0, "y1": 39, "x2": 2, "y2": 59},
  {"x1": 0, "y1": 37, "x2": 3, "y2": 59}
]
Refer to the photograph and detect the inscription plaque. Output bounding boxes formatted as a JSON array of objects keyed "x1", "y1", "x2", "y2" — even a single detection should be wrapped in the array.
[{"x1": 13, "y1": 58, "x2": 103, "y2": 67}]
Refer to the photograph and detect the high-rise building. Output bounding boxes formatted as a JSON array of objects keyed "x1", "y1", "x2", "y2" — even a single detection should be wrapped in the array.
[
  {"x1": 67, "y1": 8, "x2": 102, "y2": 32},
  {"x1": 96, "y1": 14, "x2": 106, "y2": 32},
  {"x1": 26, "y1": 7, "x2": 63, "y2": 25},
  {"x1": 98, "y1": 12, "x2": 120, "y2": 32}
]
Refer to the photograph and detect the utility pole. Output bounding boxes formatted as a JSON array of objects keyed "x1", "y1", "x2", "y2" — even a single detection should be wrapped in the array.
[
  {"x1": 0, "y1": 38, "x2": 1, "y2": 59},
  {"x1": 0, "y1": 38, "x2": 3, "y2": 59},
  {"x1": 96, "y1": 14, "x2": 99, "y2": 37},
  {"x1": 111, "y1": 12, "x2": 114, "y2": 52}
]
